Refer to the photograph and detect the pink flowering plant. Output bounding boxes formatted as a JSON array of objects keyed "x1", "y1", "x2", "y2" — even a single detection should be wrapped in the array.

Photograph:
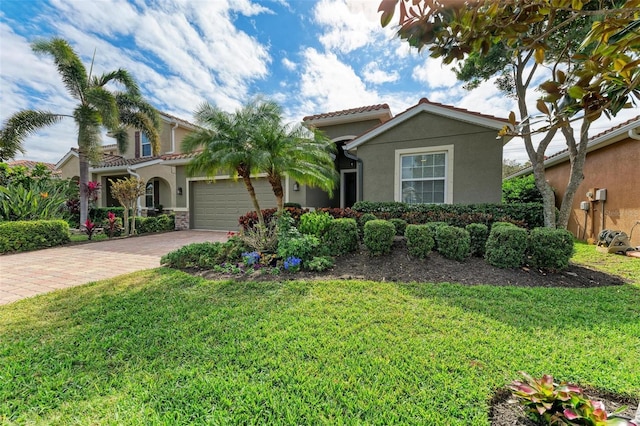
[
  {"x1": 84, "y1": 219, "x2": 97, "y2": 240},
  {"x1": 106, "y1": 211, "x2": 118, "y2": 238},
  {"x1": 510, "y1": 372, "x2": 636, "y2": 425}
]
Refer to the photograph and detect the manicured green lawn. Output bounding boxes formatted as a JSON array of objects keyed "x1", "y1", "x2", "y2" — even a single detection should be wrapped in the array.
[
  {"x1": 1, "y1": 248, "x2": 639, "y2": 425},
  {"x1": 572, "y1": 240, "x2": 640, "y2": 284}
]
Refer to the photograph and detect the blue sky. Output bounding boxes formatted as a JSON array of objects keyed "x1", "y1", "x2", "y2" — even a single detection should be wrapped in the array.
[{"x1": 1, "y1": 0, "x2": 638, "y2": 165}]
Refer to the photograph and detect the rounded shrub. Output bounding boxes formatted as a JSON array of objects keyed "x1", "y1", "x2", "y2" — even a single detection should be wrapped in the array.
[
  {"x1": 424, "y1": 221, "x2": 449, "y2": 250},
  {"x1": 389, "y1": 218, "x2": 407, "y2": 236},
  {"x1": 299, "y1": 211, "x2": 334, "y2": 237},
  {"x1": 0, "y1": 219, "x2": 70, "y2": 253},
  {"x1": 528, "y1": 227, "x2": 575, "y2": 271},
  {"x1": 404, "y1": 224, "x2": 435, "y2": 259},
  {"x1": 363, "y1": 219, "x2": 395, "y2": 256},
  {"x1": 436, "y1": 226, "x2": 471, "y2": 261},
  {"x1": 358, "y1": 213, "x2": 377, "y2": 237},
  {"x1": 323, "y1": 218, "x2": 359, "y2": 256},
  {"x1": 466, "y1": 223, "x2": 489, "y2": 257},
  {"x1": 277, "y1": 233, "x2": 320, "y2": 264},
  {"x1": 485, "y1": 225, "x2": 528, "y2": 268}
]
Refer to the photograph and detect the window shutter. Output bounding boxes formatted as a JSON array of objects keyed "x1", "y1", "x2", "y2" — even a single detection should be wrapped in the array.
[{"x1": 135, "y1": 131, "x2": 140, "y2": 158}]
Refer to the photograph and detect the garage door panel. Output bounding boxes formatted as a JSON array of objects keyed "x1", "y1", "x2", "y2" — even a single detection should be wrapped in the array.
[{"x1": 191, "y1": 179, "x2": 276, "y2": 230}]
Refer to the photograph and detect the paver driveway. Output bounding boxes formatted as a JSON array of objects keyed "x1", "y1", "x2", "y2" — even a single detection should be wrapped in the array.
[{"x1": 0, "y1": 230, "x2": 228, "y2": 305}]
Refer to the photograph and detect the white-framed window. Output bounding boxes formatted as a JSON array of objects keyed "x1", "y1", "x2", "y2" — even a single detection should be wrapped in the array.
[
  {"x1": 145, "y1": 181, "x2": 154, "y2": 208},
  {"x1": 394, "y1": 145, "x2": 454, "y2": 204},
  {"x1": 141, "y1": 133, "x2": 151, "y2": 157}
]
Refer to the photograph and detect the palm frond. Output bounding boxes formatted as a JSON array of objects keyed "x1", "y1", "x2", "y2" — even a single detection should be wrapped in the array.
[
  {"x1": 0, "y1": 110, "x2": 65, "y2": 161},
  {"x1": 31, "y1": 38, "x2": 87, "y2": 101},
  {"x1": 95, "y1": 69, "x2": 141, "y2": 97},
  {"x1": 74, "y1": 105, "x2": 103, "y2": 164},
  {"x1": 109, "y1": 126, "x2": 129, "y2": 154},
  {"x1": 85, "y1": 87, "x2": 119, "y2": 130},
  {"x1": 115, "y1": 93, "x2": 160, "y2": 155}
]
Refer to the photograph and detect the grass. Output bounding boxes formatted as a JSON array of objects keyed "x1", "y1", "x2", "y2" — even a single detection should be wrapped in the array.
[
  {"x1": 572, "y1": 240, "x2": 640, "y2": 284},
  {"x1": 1, "y1": 251, "x2": 639, "y2": 425},
  {"x1": 69, "y1": 233, "x2": 109, "y2": 243}
]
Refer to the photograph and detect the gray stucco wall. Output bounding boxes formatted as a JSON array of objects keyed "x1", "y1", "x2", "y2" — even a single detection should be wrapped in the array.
[{"x1": 356, "y1": 111, "x2": 503, "y2": 204}]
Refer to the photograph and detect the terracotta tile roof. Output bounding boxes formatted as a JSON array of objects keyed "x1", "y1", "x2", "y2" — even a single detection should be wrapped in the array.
[
  {"x1": 545, "y1": 114, "x2": 640, "y2": 161},
  {"x1": 412, "y1": 97, "x2": 509, "y2": 123},
  {"x1": 7, "y1": 160, "x2": 62, "y2": 176},
  {"x1": 303, "y1": 103, "x2": 391, "y2": 122},
  {"x1": 161, "y1": 151, "x2": 201, "y2": 161}
]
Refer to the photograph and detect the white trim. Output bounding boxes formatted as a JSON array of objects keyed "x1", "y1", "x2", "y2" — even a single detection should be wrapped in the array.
[
  {"x1": 394, "y1": 145, "x2": 454, "y2": 204},
  {"x1": 340, "y1": 168, "x2": 358, "y2": 209},
  {"x1": 346, "y1": 102, "x2": 509, "y2": 151}
]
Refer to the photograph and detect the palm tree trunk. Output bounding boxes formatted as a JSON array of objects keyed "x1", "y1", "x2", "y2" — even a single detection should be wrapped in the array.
[
  {"x1": 267, "y1": 173, "x2": 284, "y2": 211},
  {"x1": 241, "y1": 174, "x2": 265, "y2": 227},
  {"x1": 78, "y1": 148, "x2": 90, "y2": 228}
]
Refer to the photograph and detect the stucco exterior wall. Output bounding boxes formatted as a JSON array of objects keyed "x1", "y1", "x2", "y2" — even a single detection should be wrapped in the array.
[
  {"x1": 545, "y1": 137, "x2": 640, "y2": 246},
  {"x1": 356, "y1": 112, "x2": 503, "y2": 204},
  {"x1": 57, "y1": 156, "x2": 79, "y2": 180}
]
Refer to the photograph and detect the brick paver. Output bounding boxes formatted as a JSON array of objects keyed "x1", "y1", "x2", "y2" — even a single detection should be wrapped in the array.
[{"x1": 0, "y1": 230, "x2": 228, "y2": 305}]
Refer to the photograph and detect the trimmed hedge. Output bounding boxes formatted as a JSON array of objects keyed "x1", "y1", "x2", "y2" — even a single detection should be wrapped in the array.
[
  {"x1": 0, "y1": 220, "x2": 70, "y2": 253},
  {"x1": 466, "y1": 223, "x2": 489, "y2": 257},
  {"x1": 323, "y1": 218, "x2": 358, "y2": 256},
  {"x1": 485, "y1": 225, "x2": 528, "y2": 268},
  {"x1": 90, "y1": 207, "x2": 125, "y2": 223},
  {"x1": 363, "y1": 220, "x2": 395, "y2": 256},
  {"x1": 352, "y1": 201, "x2": 543, "y2": 229},
  {"x1": 424, "y1": 222, "x2": 449, "y2": 250},
  {"x1": 239, "y1": 207, "x2": 309, "y2": 230},
  {"x1": 436, "y1": 226, "x2": 470, "y2": 262},
  {"x1": 135, "y1": 214, "x2": 175, "y2": 234},
  {"x1": 405, "y1": 224, "x2": 435, "y2": 259},
  {"x1": 528, "y1": 227, "x2": 575, "y2": 271},
  {"x1": 389, "y1": 218, "x2": 407, "y2": 236},
  {"x1": 160, "y1": 237, "x2": 248, "y2": 268}
]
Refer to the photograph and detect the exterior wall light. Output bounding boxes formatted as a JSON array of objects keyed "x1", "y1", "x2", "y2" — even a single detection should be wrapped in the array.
[
  {"x1": 293, "y1": 182, "x2": 299, "y2": 191},
  {"x1": 177, "y1": 187, "x2": 183, "y2": 196}
]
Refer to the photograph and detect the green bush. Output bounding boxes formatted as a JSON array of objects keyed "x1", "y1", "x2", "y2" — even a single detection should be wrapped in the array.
[
  {"x1": 160, "y1": 237, "x2": 249, "y2": 269},
  {"x1": 528, "y1": 227, "x2": 575, "y2": 271},
  {"x1": 389, "y1": 218, "x2": 407, "y2": 236},
  {"x1": 299, "y1": 211, "x2": 334, "y2": 237},
  {"x1": 491, "y1": 221, "x2": 517, "y2": 230},
  {"x1": 502, "y1": 174, "x2": 543, "y2": 204},
  {"x1": 424, "y1": 222, "x2": 449, "y2": 250},
  {"x1": 436, "y1": 226, "x2": 470, "y2": 261},
  {"x1": 358, "y1": 213, "x2": 377, "y2": 236},
  {"x1": 283, "y1": 202, "x2": 302, "y2": 209},
  {"x1": 485, "y1": 225, "x2": 528, "y2": 268},
  {"x1": 0, "y1": 220, "x2": 70, "y2": 253},
  {"x1": 363, "y1": 220, "x2": 395, "y2": 256},
  {"x1": 157, "y1": 214, "x2": 175, "y2": 231},
  {"x1": 90, "y1": 207, "x2": 125, "y2": 223},
  {"x1": 306, "y1": 256, "x2": 335, "y2": 272},
  {"x1": 404, "y1": 225, "x2": 435, "y2": 259},
  {"x1": 278, "y1": 233, "x2": 320, "y2": 264},
  {"x1": 466, "y1": 223, "x2": 489, "y2": 257},
  {"x1": 323, "y1": 218, "x2": 359, "y2": 256}
]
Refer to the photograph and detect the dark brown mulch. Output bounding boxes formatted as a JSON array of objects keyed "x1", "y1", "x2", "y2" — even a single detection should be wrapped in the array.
[{"x1": 194, "y1": 238, "x2": 627, "y2": 288}]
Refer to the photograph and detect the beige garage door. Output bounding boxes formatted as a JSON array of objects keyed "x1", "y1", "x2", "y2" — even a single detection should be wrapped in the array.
[{"x1": 190, "y1": 178, "x2": 276, "y2": 230}]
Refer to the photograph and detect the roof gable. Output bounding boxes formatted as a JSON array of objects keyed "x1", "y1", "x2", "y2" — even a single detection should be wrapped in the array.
[
  {"x1": 303, "y1": 103, "x2": 392, "y2": 127},
  {"x1": 345, "y1": 98, "x2": 509, "y2": 151}
]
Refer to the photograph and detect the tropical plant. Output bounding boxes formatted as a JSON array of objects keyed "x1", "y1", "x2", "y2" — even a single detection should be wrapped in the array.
[
  {"x1": 379, "y1": 0, "x2": 640, "y2": 229},
  {"x1": 0, "y1": 37, "x2": 160, "y2": 229},
  {"x1": 109, "y1": 177, "x2": 145, "y2": 236},
  {"x1": 252, "y1": 100, "x2": 338, "y2": 210},
  {"x1": 503, "y1": 174, "x2": 543, "y2": 204},
  {"x1": 182, "y1": 98, "x2": 281, "y2": 227}
]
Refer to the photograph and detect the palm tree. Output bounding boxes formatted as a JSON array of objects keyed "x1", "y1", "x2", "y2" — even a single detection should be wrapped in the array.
[
  {"x1": 0, "y1": 38, "x2": 160, "y2": 227},
  {"x1": 254, "y1": 111, "x2": 338, "y2": 211},
  {"x1": 182, "y1": 99, "x2": 280, "y2": 227}
]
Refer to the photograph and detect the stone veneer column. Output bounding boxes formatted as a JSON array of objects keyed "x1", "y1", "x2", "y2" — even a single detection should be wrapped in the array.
[{"x1": 174, "y1": 211, "x2": 189, "y2": 230}]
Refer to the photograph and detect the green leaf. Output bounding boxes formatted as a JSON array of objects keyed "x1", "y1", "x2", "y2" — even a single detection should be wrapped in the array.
[
  {"x1": 571, "y1": 0, "x2": 583, "y2": 9},
  {"x1": 568, "y1": 85, "x2": 587, "y2": 99}
]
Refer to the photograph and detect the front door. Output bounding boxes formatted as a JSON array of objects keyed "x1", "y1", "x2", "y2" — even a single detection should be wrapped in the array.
[{"x1": 341, "y1": 169, "x2": 357, "y2": 208}]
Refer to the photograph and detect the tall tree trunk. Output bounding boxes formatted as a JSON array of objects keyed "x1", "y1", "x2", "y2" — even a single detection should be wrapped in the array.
[
  {"x1": 78, "y1": 147, "x2": 90, "y2": 229},
  {"x1": 267, "y1": 173, "x2": 284, "y2": 211},
  {"x1": 556, "y1": 120, "x2": 590, "y2": 229},
  {"x1": 241, "y1": 173, "x2": 264, "y2": 227}
]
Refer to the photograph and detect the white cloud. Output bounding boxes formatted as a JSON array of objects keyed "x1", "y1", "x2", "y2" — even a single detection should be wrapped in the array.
[
  {"x1": 412, "y1": 58, "x2": 459, "y2": 89},
  {"x1": 313, "y1": 0, "x2": 386, "y2": 54},
  {"x1": 282, "y1": 57, "x2": 297, "y2": 71},
  {"x1": 362, "y1": 62, "x2": 399, "y2": 84}
]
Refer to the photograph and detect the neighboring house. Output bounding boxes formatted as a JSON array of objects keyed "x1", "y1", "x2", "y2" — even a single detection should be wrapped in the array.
[
  {"x1": 56, "y1": 99, "x2": 510, "y2": 231},
  {"x1": 297, "y1": 98, "x2": 510, "y2": 208},
  {"x1": 6, "y1": 160, "x2": 61, "y2": 177},
  {"x1": 510, "y1": 116, "x2": 640, "y2": 245}
]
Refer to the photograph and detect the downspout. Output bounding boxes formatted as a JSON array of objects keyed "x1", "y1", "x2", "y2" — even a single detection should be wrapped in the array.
[
  {"x1": 629, "y1": 127, "x2": 640, "y2": 140},
  {"x1": 343, "y1": 147, "x2": 363, "y2": 203},
  {"x1": 169, "y1": 120, "x2": 179, "y2": 153},
  {"x1": 127, "y1": 166, "x2": 142, "y2": 217}
]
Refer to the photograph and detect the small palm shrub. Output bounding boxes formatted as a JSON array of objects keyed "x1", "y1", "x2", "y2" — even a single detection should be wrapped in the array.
[
  {"x1": 485, "y1": 224, "x2": 528, "y2": 268},
  {"x1": 299, "y1": 211, "x2": 334, "y2": 237},
  {"x1": 466, "y1": 223, "x2": 489, "y2": 257},
  {"x1": 389, "y1": 218, "x2": 407, "y2": 236},
  {"x1": 363, "y1": 219, "x2": 395, "y2": 256},
  {"x1": 404, "y1": 224, "x2": 435, "y2": 259},
  {"x1": 323, "y1": 218, "x2": 358, "y2": 256},
  {"x1": 436, "y1": 226, "x2": 470, "y2": 261},
  {"x1": 528, "y1": 227, "x2": 575, "y2": 271}
]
